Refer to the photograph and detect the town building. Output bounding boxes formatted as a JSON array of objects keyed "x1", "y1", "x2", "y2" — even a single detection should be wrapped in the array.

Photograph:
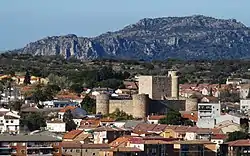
[
  {"x1": 0, "y1": 134, "x2": 62, "y2": 155},
  {"x1": 0, "y1": 108, "x2": 20, "y2": 134},
  {"x1": 196, "y1": 103, "x2": 221, "y2": 128},
  {"x1": 46, "y1": 119, "x2": 66, "y2": 133},
  {"x1": 62, "y1": 141, "x2": 110, "y2": 156},
  {"x1": 220, "y1": 139, "x2": 250, "y2": 156}
]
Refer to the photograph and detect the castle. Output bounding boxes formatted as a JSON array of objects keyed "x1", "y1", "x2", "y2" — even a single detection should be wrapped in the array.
[{"x1": 96, "y1": 71, "x2": 198, "y2": 118}]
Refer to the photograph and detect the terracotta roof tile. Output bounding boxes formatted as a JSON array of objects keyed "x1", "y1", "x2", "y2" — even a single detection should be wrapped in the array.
[
  {"x1": 211, "y1": 134, "x2": 227, "y2": 140},
  {"x1": 109, "y1": 136, "x2": 132, "y2": 148},
  {"x1": 134, "y1": 123, "x2": 157, "y2": 132},
  {"x1": 112, "y1": 147, "x2": 142, "y2": 152},
  {"x1": 181, "y1": 112, "x2": 198, "y2": 122},
  {"x1": 100, "y1": 118, "x2": 115, "y2": 122},
  {"x1": 226, "y1": 139, "x2": 250, "y2": 147},
  {"x1": 63, "y1": 130, "x2": 83, "y2": 140},
  {"x1": 60, "y1": 106, "x2": 76, "y2": 113}
]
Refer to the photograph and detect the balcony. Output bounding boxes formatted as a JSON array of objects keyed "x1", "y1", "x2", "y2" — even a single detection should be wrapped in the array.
[
  {"x1": 27, "y1": 145, "x2": 53, "y2": 149},
  {"x1": 27, "y1": 149, "x2": 54, "y2": 156}
]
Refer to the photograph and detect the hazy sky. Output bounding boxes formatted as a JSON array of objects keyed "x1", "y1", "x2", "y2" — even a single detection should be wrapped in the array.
[{"x1": 0, "y1": 0, "x2": 249, "y2": 50}]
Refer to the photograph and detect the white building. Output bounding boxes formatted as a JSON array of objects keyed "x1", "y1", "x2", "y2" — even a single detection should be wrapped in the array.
[
  {"x1": 240, "y1": 88, "x2": 250, "y2": 99},
  {"x1": 215, "y1": 113, "x2": 240, "y2": 125},
  {"x1": 240, "y1": 99, "x2": 250, "y2": 114},
  {"x1": 0, "y1": 108, "x2": 20, "y2": 134},
  {"x1": 196, "y1": 103, "x2": 221, "y2": 128},
  {"x1": 46, "y1": 120, "x2": 66, "y2": 132}
]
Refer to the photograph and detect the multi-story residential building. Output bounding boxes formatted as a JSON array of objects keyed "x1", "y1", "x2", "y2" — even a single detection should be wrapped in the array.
[
  {"x1": 106, "y1": 137, "x2": 217, "y2": 156},
  {"x1": 0, "y1": 108, "x2": 20, "y2": 134},
  {"x1": 0, "y1": 134, "x2": 62, "y2": 155},
  {"x1": 93, "y1": 127, "x2": 131, "y2": 144},
  {"x1": 196, "y1": 103, "x2": 221, "y2": 128},
  {"x1": 62, "y1": 141, "x2": 110, "y2": 156},
  {"x1": 220, "y1": 139, "x2": 250, "y2": 156}
]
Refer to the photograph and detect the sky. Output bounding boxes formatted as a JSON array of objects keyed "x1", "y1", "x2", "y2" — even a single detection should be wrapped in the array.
[{"x1": 0, "y1": 0, "x2": 249, "y2": 51}]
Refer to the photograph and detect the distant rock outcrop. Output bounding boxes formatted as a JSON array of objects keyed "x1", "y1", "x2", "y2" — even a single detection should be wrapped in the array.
[{"x1": 10, "y1": 15, "x2": 250, "y2": 60}]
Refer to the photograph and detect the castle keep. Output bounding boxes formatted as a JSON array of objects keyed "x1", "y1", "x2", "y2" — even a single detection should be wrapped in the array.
[{"x1": 96, "y1": 71, "x2": 197, "y2": 118}]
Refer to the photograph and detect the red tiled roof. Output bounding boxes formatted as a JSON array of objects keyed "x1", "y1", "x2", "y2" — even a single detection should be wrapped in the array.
[
  {"x1": 63, "y1": 130, "x2": 83, "y2": 140},
  {"x1": 80, "y1": 119, "x2": 100, "y2": 126},
  {"x1": 226, "y1": 139, "x2": 250, "y2": 147},
  {"x1": 181, "y1": 112, "x2": 198, "y2": 122},
  {"x1": 211, "y1": 134, "x2": 227, "y2": 140},
  {"x1": 109, "y1": 136, "x2": 132, "y2": 148},
  {"x1": 60, "y1": 106, "x2": 76, "y2": 113},
  {"x1": 134, "y1": 123, "x2": 157, "y2": 132},
  {"x1": 100, "y1": 118, "x2": 115, "y2": 122}
]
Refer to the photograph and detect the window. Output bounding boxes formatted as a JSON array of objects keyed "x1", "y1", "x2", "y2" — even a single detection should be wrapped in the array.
[
  {"x1": 64, "y1": 149, "x2": 67, "y2": 152},
  {"x1": 93, "y1": 153, "x2": 95, "y2": 155},
  {"x1": 76, "y1": 149, "x2": 80, "y2": 153},
  {"x1": 85, "y1": 149, "x2": 88, "y2": 152},
  {"x1": 11, "y1": 120, "x2": 13, "y2": 123},
  {"x1": 0, "y1": 120, "x2": 2, "y2": 123},
  {"x1": 70, "y1": 149, "x2": 73, "y2": 152},
  {"x1": 6, "y1": 120, "x2": 8, "y2": 123}
]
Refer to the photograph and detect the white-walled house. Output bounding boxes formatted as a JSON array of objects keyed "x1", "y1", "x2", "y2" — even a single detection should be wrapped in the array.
[
  {"x1": 46, "y1": 120, "x2": 66, "y2": 132},
  {"x1": 196, "y1": 103, "x2": 221, "y2": 128},
  {"x1": 0, "y1": 108, "x2": 20, "y2": 134}
]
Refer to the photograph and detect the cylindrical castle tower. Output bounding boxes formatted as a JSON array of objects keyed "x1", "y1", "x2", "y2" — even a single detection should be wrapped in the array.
[
  {"x1": 185, "y1": 98, "x2": 198, "y2": 111},
  {"x1": 96, "y1": 94, "x2": 110, "y2": 115},
  {"x1": 168, "y1": 71, "x2": 179, "y2": 99},
  {"x1": 132, "y1": 94, "x2": 149, "y2": 118}
]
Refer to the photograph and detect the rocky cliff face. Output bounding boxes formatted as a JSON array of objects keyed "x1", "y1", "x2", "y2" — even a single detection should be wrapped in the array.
[{"x1": 11, "y1": 15, "x2": 250, "y2": 60}]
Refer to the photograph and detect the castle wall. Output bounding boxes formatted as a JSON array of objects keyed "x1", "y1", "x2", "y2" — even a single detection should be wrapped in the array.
[
  {"x1": 109, "y1": 100, "x2": 133, "y2": 115},
  {"x1": 185, "y1": 98, "x2": 198, "y2": 111}
]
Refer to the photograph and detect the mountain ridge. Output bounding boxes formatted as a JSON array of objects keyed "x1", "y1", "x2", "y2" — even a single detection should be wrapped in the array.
[{"x1": 8, "y1": 15, "x2": 250, "y2": 60}]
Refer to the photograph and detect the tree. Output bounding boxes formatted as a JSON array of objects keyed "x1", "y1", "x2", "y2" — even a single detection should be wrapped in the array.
[
  {"x1": 21, "y1": 112, "x2": 46, "y2": 131},
  {"x1": 159, "y1": 110, "x2": 193, "y2": 126},
  {"x1": 227, "y1": 131, "x2": 249, "y2": 142},
  {"x1": 30, "y1": 84, "x2": 55, "y2": 103},
  {"x1": 47, "y1": 74, "x2": 71, "y2": 89},
  {"x1": 108, "y1": 108, "x2": 133, "y2": 121},
  {"x1": 23, "y1": 70, "x2": 31, "y2": 85},
  {"x1": 159, "y1": 110, "x2": 182, "y2": 125},
  {"x1": 81, "y1": 95, "x2": 96, "y2": 114},
  {"x1": 97, "y1": 79, "x2": 124, "y2": 89},
  {"x1": 63, "y1": 110, "x2": 77, "y2": 131},
  {"x1": 10, "y1": 100, "x2": 23, "y2": 112},
  {"x1": 69, "y1": 83, "x2": 83, "y2": 94}
]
